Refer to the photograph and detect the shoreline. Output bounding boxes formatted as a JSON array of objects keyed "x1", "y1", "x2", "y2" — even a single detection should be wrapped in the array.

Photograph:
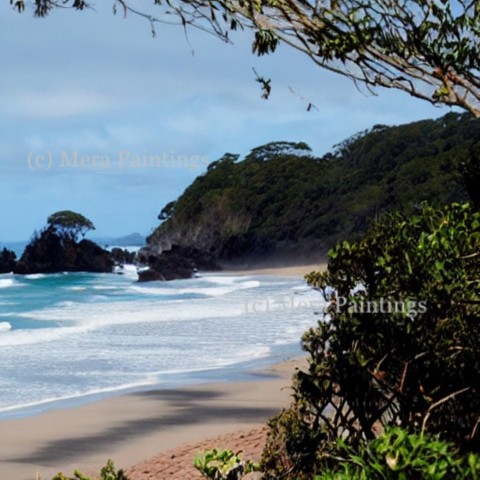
[
  {"x1": 0, "y1": 342, "x2": 302, "y2": 421},
  {"x1": 0, "y1": 356, "x2": 306, "y2": 480},
  {"x1": 0, "y1": 265, "x2": 322, "y2": 479},
  {"x1": 0, "y1": 265, "x2": 324, "y2": 421}
]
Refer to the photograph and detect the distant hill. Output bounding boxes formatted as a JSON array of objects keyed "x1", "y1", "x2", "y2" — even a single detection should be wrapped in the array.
[
  {"x1": 93, "y1": 233, "x2": 145, "y2": 249},
  {"x1": 148, "y1": 112, "x2": 477, "y2": 266}
]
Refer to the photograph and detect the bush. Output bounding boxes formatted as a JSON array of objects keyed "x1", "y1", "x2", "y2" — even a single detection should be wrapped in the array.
[
  {"x1": 194, "y1": 448, "x2": 260, "y2": 480},
  {"x1": 261, "y1": 202, "x2": 480, "y2": 479},
  {"x1": 315, "y1": 427, "x2": 480, "y2": 480}
]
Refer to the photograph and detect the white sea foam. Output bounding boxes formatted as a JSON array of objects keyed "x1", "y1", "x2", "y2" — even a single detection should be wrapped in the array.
[
  {"x1": 292, "y1": 285, "x2": 311, "y2": 292},
  {"x1": 138, "y1": 345, "x2": 271, "y2": 377},
  {"x1": 0, "y1": 271, "x2": 318, "y2": 415},
  {"x1": 0, "y1": 322, "x2": 12, "y2": 332},
  {"x1": 9, "y1": 298, "x2": 246, "y2": 346},
  {"x1": 90, "y1": 295, "x2": 108, "y2": 302},
  {"x1": 120, "y1": 264, "x2": 139, "y2": 279},
  {"x1": 0, "y1": 325, "x2": 90, "y2": 347},
  {"x1": 56, "y1": 301, "x2": 79, "y2": 308},
  {"x1": 127, "y1": 286, "x2": 187, "y2": 296},
  {"x1": 0, "y1": 279, "x2": 15, "y2": 288},
  {"x1": 0, "y1": 344, "x2": 272, "y2": 413},
  {"x1": 92, "y1": 285, "x2": 118, "y2": 291},
  {"x1": 34, "y1": 299, "x2": 244, "y2": 324},
  {"x1": 129, "y1": 280, "x2": 261, "y2": 297},
  {"x1": 0, "y1": 375, "x2": 159, "y2": 414},
  {"x1": 199, "y1": 275, "x2": 251, "y2": 285},
  {"x1": 25, "y1": 273, "x2": 47, "y2": 280}
]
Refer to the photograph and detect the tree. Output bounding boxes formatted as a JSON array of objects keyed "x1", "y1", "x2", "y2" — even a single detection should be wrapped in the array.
[
  {"x1": 158, "y1": 200, "x2": 177, "y2": 221},
  {"x1": 261, "y1": 202, "x2": 480, "y2": 479},
  {"x1": 47, "y1": 210, "x2": 95, "y2": 242},
  {"x1": 15, "y1": 212, "x2": 111, "y2": 274},
  {"x1": 10, "y1": 0, "x2": 480, "y2": 117}
]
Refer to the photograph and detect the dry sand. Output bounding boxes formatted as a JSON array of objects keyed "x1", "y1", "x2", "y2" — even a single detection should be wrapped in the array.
[
  {"x1": 127, "y1": 426, "x2": 268, "y2": 480},
  {"x1": 218, "y1": 263, "x2": 327, "y2": 277},
  {"x1": 0, "y1": 357, "x2": 306, "y2": 480}
]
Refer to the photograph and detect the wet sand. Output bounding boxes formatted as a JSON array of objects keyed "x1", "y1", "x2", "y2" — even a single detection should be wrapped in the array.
[{"x1": 0, "y1": 358, "x2": 306, "y2": 480}]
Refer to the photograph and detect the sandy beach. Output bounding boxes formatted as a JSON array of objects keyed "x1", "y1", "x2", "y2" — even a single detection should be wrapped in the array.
[
  {"x1": 0, "y1": 265, "x2": 321, "y2": 480},
  {"x1": 0, "y1": 357, "x2": 306, "y2": 480},
  {"x1": 219, "y1": 263, "x2": 326, "y2": 277}
]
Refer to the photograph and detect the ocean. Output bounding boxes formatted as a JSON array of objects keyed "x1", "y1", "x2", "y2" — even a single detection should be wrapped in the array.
[{"x1": 0, "y1": 268, "x2": 325, "y2": 419}]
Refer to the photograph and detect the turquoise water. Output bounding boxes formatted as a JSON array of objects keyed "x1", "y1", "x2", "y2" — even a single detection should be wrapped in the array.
[{"x1": 0, "y1": 269, "x2": 324, "y2": 418}]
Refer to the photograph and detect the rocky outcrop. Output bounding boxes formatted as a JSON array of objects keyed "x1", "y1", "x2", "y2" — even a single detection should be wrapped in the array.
[
  {"x1": 138, "y1": 245, "x2": 220, "y2": 282},
  {"x1": 74, "y1": 239, "x2": 114, "y2": 273},
  {"x1": 0, "y1": 248, "x2": 16, "y2": 273},
  {"x1": 14, "y1": 227, "x2": 113, "y2": 274},
  {"x1": 110, "y1": 247, "x2": 136, "y2": 266}
]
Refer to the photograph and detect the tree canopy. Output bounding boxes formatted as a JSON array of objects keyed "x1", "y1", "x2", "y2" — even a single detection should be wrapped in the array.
[
  {"x1": 47, "y1": 210, "x2": 95, "y2": 242},
  {"x1": 148, "y1": 113, "x2": 476, "y2": 262},
  {"x1": 11, "y1": 0, "x2": 480, "y2": 117}
]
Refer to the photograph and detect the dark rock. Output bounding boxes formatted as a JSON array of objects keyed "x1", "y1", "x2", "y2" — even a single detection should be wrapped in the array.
[
  {"x1": 139, "y1": 245, "x2": 221, "y2": 282},
  {"x1": 0, "y1": 248, "x2": 16, "y2": 273},
  {"x1": 137, "y1": 269, "x2": 165, "y2": 282},
  {"x1": 15, "y1": 227, "x2": 113, "y2": 274},
  {"x1": 111, "y1": 247, "x2": 136, "y2": 265},
  {"x1": 76, "y1": 239, "x2": 115, "y2": 273}
]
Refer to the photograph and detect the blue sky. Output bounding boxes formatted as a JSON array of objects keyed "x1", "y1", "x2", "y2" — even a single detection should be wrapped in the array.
[{"x1": 0, "y1": 2, "x2": 451, "y2": 241}]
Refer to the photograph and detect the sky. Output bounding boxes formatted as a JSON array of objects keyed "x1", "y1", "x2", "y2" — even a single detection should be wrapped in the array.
[{"x1": 0, "y1": 2, "x2": 453, "y2": 241}]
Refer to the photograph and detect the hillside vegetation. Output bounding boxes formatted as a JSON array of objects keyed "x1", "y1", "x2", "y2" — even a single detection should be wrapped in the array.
[{"x1": 148, "y1": 112, "x2": 478, "y2": 264}]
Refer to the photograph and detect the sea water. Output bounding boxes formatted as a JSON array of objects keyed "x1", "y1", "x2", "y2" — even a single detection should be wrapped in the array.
[{"x1": 0, "y1": 269, "x2": 325, "y2": 418}]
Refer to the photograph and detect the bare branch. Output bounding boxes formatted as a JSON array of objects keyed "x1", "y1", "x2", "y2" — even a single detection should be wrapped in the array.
[{"x1": 421, "y1": 387, "x2": 471, "y2": 433}]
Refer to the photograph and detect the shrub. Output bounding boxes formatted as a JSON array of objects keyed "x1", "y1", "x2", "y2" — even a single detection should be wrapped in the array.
[
  {"x1": 50, "y1": 460, "x2": 128, "y2": 480},
  {"x1": 194, "y1": 448, "x2": 260, "y2": 480},
  {"x1": 261, "y1": 202, "x2": 480, "y2": 479},
  {"x1": 315, "y1": 427, "x2": 480, "y2": 480}
]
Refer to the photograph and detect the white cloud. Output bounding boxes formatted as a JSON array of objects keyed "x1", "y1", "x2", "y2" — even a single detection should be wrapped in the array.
[{"x1": 6, "y1": 90, "x2": 117, "y2": 120}]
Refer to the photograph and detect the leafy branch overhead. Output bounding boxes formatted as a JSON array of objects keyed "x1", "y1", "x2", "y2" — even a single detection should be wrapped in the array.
[
  {"x1": 252, "y1": 68, "x2": 271, "y2": 100},
  {"x1": 11, "y1": 0, "x2": 480, "y2": 117}
]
